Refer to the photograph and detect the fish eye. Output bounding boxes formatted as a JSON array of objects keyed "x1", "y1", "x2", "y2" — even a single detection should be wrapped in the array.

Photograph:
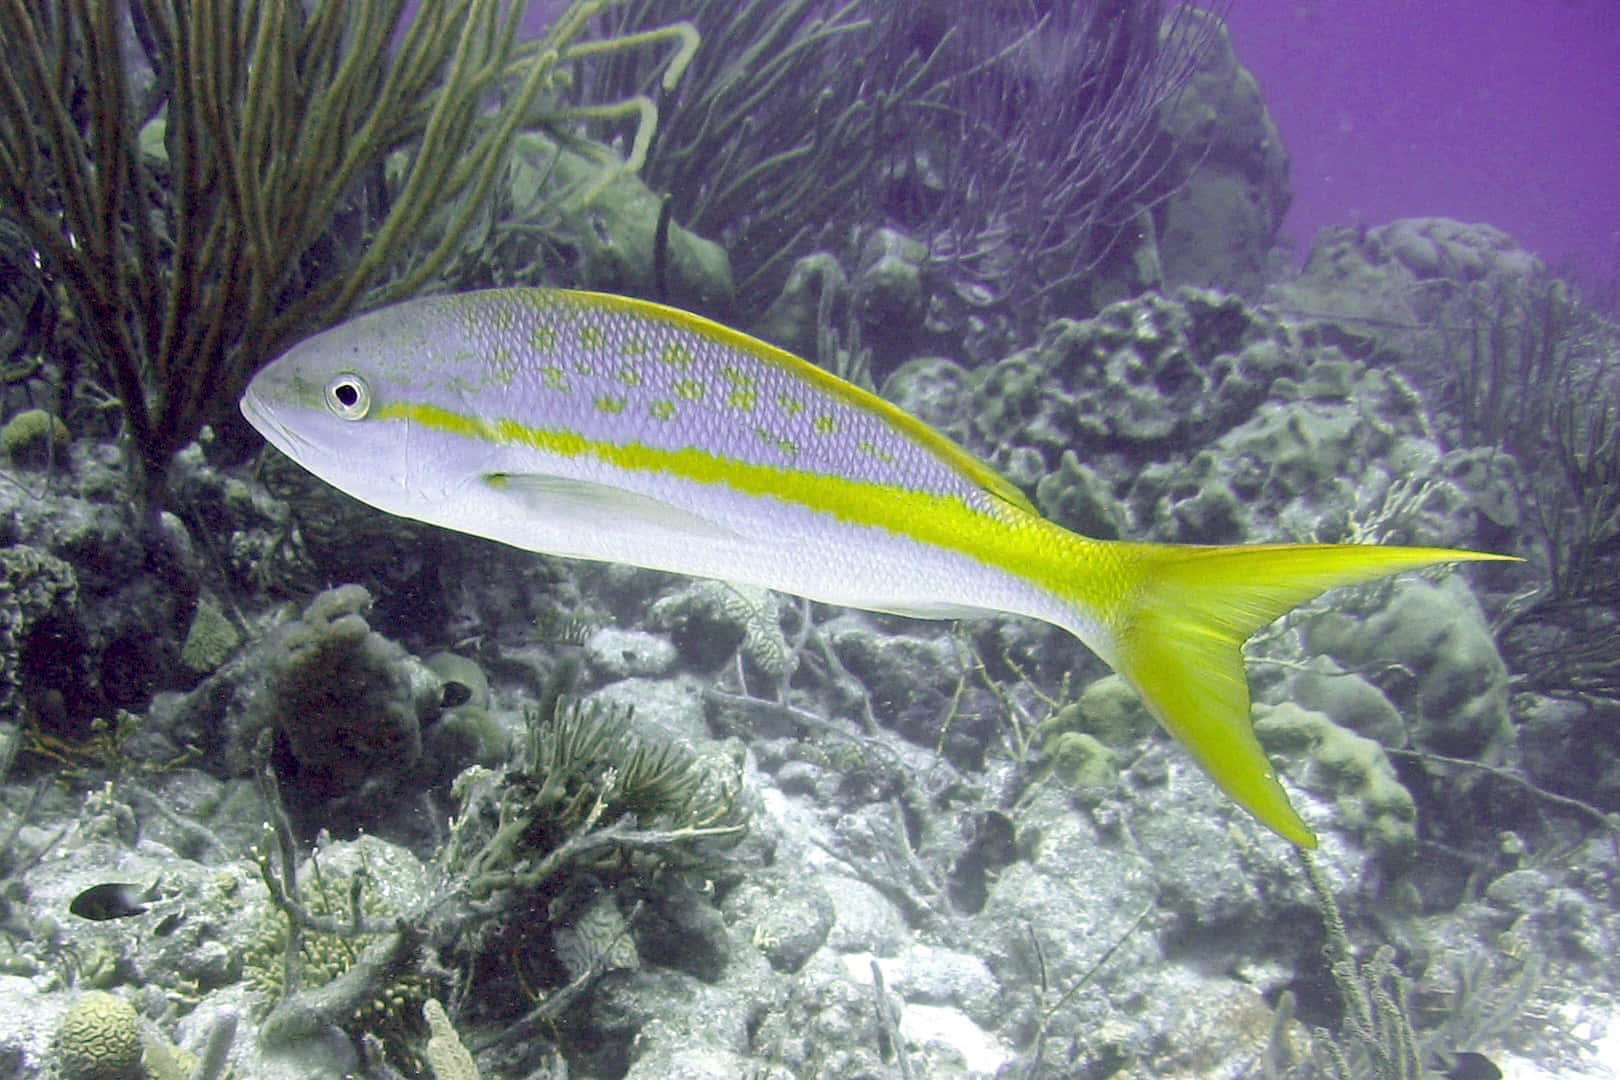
[{"x1": 324, "y1": 372, "x2": 371, "y2": 420}]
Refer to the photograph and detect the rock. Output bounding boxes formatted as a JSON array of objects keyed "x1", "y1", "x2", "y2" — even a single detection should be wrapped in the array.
[
  {"x1": 724, "y1": 874, "x2": 835, "y2": 975},
  {"x1": 1156, "y1": 9, "x2": 1291, "y2": 296},
  {"x1": 894, "y1": 1002, "x2": 1012, "y2": 1076},
  {"x1": 1484, "y1": 868, "x2": 1552, "y2": 914},
  {"x1": 826, "y1": 621, "x2": 995, "y2": 769},
  {"x1": 584, "y1": 627, "x2": 678, "y2": 679},
  {"x1": 623, "y1": 1045, "x2": 780, "y2": 1080},
  {"x1": 867, "y1": 944, "x2": 1002, "y2": 1028},
  {"x1": 587, "y1": 674, "x2": 710, "y2": 744},
  {"x1": 821, "y1": 876, "x2": 907, "y2": 955}
]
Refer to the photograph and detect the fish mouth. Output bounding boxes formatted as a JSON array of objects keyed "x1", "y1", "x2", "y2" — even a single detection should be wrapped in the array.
[{"x1": 239, "y1": 387, "x2": 318, "y2": 462}]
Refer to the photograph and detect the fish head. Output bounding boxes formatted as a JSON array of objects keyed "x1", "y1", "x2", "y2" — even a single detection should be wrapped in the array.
[{"x1": 240, "y1": 301, "x2": 488, "y2": 519}]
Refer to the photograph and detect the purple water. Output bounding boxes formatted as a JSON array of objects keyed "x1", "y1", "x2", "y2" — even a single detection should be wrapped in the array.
[{"x1": 1224, "y1": 0, "x2": 1620, "y2": 285}]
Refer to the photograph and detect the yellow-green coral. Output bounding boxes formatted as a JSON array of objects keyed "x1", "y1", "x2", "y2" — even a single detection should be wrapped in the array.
[
  {"x1": 0, "y1": 408, "x2": 69, "y2": 465},
  {"x1": 54, "y1": 991, "x2": 142, "y2": 1080},
  {"x1": 242, "y1": 863, "x2": 430, "y2": 1045},
  {"x1": 180, "y1": 597, "x2": 241, "y2": 673},
  {"x1": 1044, "y1": 731, "x2": 1119, "y2": 794},
  {"x1": 1254, "y1": 703, "x2": 1416, "y2": 856},
  {"x1": 1036, "y1": 674, "x2": 1156, "y2": 750},
  {"x1": 423, "y1": 999, "x2": 481, "y2": 1080}
]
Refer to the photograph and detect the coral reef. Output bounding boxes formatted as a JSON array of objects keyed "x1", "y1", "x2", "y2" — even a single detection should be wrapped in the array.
[
  {"x1": 1155, "y1": 9, "x2": 1292, "y2": 298},
  {"x1": 2, "y1": 4, "x2": 1617, "y2": 1076},
  {"x1": 0, "y1": 0, "x2": 699, "y2": 504}
]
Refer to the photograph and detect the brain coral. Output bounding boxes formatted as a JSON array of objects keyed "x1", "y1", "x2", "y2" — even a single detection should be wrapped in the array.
[{"x1": 54, "y1": 991, "x2": 142, "y2": 1080}]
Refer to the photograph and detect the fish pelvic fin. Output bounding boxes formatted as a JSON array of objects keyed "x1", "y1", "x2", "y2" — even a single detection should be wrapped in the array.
[{"x1": 1095, "y1": 541, "x2": 1518, "y2": 848}]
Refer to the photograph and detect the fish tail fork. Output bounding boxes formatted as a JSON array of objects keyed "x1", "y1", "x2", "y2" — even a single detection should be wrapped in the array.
[{"x1": 1093, "y1": 541, "x2": 1517, "y2": 847}]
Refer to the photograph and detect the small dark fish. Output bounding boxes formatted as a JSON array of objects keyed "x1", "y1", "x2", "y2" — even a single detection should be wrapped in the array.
[
  {"x1": 69, "y1": 882, "x2": 151, "y2": 921},
  {"x1": 1445, "y1": 1052, "x2": 1503, "y2": 1080}
]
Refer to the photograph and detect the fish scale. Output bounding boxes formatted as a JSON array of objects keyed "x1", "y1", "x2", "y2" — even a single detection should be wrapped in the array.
[
  {"x1": 242, "y1": 287, "x2": 1514, "y2": 847},
  {"x1": 422, "y1": 289, "x2": 1019, "y2": 505}
]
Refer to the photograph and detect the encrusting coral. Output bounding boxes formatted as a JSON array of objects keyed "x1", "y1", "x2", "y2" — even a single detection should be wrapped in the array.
[{"x1": 0, "y1": 407, "x2": 70, "y2": 466}]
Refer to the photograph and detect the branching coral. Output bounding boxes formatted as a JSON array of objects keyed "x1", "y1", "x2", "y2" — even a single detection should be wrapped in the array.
[
  {"x1": 244, "y1": 840, "x2": 430, "y2": 1054},
  {"x1": 588, "y1": 1, "x2": 1226, "y2": 324},
  {"x1": 587, "y1": 0, "x2": 948, "y2": 313},
  {"x1": 892, "y1": 1, "x2": 1227, "y2": 318},
  {"x1": 448, "y1": 694, "x2": 745, "y2": 902}
]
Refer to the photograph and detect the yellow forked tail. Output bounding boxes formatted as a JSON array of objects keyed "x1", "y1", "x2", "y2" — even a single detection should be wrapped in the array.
[{"x1": 1100, "y1": 542, "x2": 1516, "y2": 847}]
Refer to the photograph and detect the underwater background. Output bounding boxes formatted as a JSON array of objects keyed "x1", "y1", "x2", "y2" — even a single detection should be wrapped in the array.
[{"x1": 0, "y1": 2, "x2": 1616, "y2": 1078}]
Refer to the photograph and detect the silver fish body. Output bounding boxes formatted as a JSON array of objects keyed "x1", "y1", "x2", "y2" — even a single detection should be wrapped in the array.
[{"x1": 241, "y1": 287, "x2": 1509, "y2": 847}]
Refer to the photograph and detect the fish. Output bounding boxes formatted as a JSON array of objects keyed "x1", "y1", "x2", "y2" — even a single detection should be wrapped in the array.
[
  {"x1": 240, "y1": 287, "x2": 1514, "y2": 847},
  {"x1": 70, "y1": 881, "x2": 155, "y2": 921},
  {"x1": 1442, "y1": 1052, "x2": 1503, "y2": 1080}
]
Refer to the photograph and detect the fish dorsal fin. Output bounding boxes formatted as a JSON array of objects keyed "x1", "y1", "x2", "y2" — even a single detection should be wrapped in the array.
[{"x1": 483, "y1": 472, "x2": 738, "y2": 540}]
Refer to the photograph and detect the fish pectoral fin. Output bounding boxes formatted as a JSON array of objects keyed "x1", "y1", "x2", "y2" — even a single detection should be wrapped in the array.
[{"x1": 482, "y1": 472, "x2": 738, "y2": 540}]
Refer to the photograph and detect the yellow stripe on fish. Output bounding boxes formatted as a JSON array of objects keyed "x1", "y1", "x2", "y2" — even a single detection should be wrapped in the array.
[{"x1": 240, "y1": 287, "x2": 1516, "y2": 847}]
